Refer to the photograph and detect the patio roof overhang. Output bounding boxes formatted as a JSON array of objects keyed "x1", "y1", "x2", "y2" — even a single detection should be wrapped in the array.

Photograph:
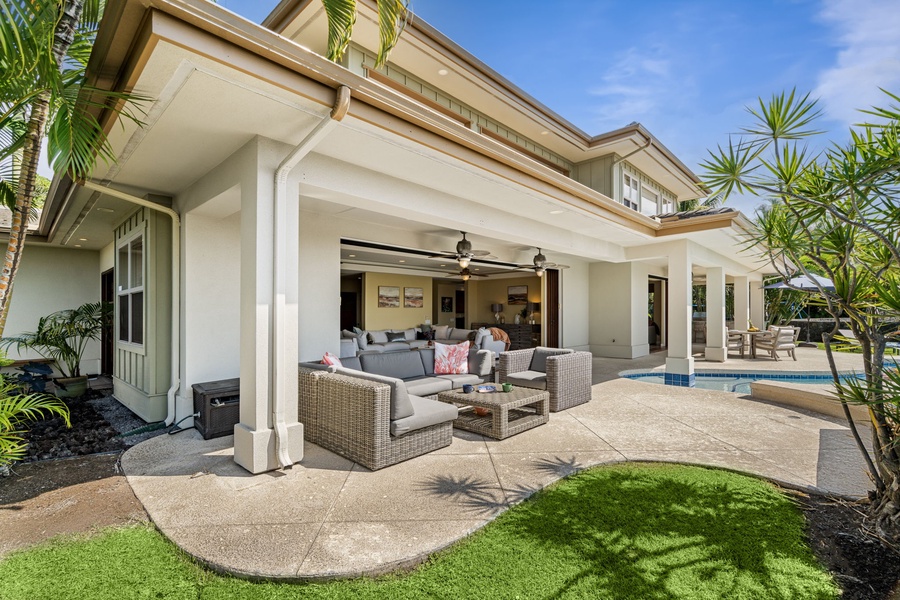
[{"x1": 37, "y1": 0, "x2": 759, "y2": 276}]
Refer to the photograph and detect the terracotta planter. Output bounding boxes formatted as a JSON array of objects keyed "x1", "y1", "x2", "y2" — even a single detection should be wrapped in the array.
[{"x1": 54, "y1": 376, "x2": 88, "y2": 398}]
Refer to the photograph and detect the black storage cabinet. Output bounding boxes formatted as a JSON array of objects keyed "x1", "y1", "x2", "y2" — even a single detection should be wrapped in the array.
[{"x1": 192, "y1": 378, "x2": 240, "y2": 440}]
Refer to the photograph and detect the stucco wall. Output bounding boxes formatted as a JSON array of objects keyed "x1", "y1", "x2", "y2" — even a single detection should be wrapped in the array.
[
  {"x1": 589, "y1": 261, "x2": 650, "y2": 358},
  {"x1": 4, "y1": 246, "x2": 101, "y2": 373},
  {"x1": 561, "y1": 262, "x2": 590, "y2": 350}
]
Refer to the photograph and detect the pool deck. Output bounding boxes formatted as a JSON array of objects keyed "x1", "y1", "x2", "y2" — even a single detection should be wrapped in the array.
[{"x1": 123, "y1": 345, "x2": 875, "y2": 580}]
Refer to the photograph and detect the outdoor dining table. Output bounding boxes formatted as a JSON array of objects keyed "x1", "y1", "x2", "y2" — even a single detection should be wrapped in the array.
[{"x1": 732, "y1": 330, "x2": 770, "y2": 359}]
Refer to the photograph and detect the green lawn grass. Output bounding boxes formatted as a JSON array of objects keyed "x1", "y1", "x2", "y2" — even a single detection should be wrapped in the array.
[{"x1": 0, "y1": 463, "x2": 838, "y2": 599}]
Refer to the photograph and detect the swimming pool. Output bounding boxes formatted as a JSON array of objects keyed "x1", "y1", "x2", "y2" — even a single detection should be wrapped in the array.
[{"x1": 620, "y1": 371, "x2": 858, "y2": 394}]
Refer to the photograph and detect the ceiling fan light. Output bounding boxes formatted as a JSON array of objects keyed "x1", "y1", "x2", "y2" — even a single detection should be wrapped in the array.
[
  {"x1": 535, "y1": 267, "x2": 545, "y2": 277},
  {"x1": 458, "y1": 257, "x2": 470, "y2": 269},
  {"x1": 462, "y1": 273, "x2": 470, "y2": 281}
]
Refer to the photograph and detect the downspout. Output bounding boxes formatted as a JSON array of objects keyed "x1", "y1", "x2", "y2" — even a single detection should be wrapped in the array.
[
  {"x1": 271, "y1": 85, "x2": 351, "y2": 468},
  {"x1": 80, "y1": 180, "x2": 182, "y2": 426}
]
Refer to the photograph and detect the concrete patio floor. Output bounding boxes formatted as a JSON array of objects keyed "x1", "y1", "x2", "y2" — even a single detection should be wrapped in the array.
[{"x1": 122, "y1": 345, "x2": 875, "y2": 580}]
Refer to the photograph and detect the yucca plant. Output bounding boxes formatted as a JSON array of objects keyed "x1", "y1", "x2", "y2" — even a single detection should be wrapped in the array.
[{"x1": 0, "y1": 355, "x2": 69, "y2": 471}]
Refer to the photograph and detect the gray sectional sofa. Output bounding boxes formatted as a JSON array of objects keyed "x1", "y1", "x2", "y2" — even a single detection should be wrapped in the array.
[
  {"x1": 340, "y1": 326, "x2": 506, "y2": 357},
  {"x1": 298, "y1": 347, "x2": 493, "y2": 470}
]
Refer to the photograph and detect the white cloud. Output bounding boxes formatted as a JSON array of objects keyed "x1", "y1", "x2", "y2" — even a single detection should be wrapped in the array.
[
  {"x1": 587, "y1": 46, "x2": 675, "y2": 129},
  {"x1": 814, "y1": 0, "x2": 900, "y2": 127}
]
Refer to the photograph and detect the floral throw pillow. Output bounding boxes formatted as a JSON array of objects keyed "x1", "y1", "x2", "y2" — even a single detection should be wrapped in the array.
[
  {"x1": 434, "y1": 341, "x2": 469, "y2": 374},
  {"x1": 322, "y1": 352, "x2": 342, "y2": 367}
]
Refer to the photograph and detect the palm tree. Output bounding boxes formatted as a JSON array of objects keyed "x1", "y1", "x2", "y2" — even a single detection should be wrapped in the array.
[
  {"x1": 322, "y1": 0, "x2": 409, "y2": 68},
  {"x1": 0, "y1": 1, "x2": 144, "y2": 336}
]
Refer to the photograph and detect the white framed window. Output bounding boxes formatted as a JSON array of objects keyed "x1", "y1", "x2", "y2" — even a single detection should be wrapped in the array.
[
  {"x1": 640, "y1": 186, "x2": 659, "y2": 216},
  {"x1": 661, "y1": 197, "x2": 676, "y2": 214},
  {"x1": 117, "y1": 233, "x2": 144, "y2": 346},
  {"x1": 623, "y1": 173, "x2": 639, "y2": 211}
]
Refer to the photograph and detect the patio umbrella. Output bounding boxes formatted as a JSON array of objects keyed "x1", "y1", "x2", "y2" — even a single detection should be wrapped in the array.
[{"x1": 763, "y1": 274, "x2": 835, "y2": 347}]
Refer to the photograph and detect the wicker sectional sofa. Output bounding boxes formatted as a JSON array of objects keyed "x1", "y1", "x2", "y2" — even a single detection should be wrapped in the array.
[{"x1": 298, "y1": 347, "x2": 493, "y2": 470}]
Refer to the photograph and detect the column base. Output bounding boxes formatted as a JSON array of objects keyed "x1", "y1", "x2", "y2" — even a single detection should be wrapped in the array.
[
  {"x1": 233, "y1": 422, "x2": 304, "y2": 474},
  {"x1": 665, "y1": 357, "x2": 695, "y2": 387},
  {"x1": 704, "y1": 347, "x2": 727, "y2": 362}
]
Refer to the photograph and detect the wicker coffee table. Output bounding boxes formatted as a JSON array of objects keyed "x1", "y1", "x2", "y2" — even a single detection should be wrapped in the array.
[{"x1": 437, "y1": 387, "x2": 549, "y2": 440}]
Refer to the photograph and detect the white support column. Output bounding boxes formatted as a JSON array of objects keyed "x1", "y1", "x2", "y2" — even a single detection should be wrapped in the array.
[
  {"x1": 234, "y1": 139, "x2": 303, "y2": 474},
  {"x1": 665, "y1": 242, "x2": 694, "y2": 386},
  {"x1": 733, "y1": 275, "x2": 750, "y2": 331},
  {"x1": 750, "y1": 279, "x2": 766, "y2": 329},
  {"x1": 704, "y1": 267, "x2": 727, "y2": 362}
]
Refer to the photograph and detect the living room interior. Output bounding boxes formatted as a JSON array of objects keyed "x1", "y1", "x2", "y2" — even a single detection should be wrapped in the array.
[{"x1": 338, "y1": 234, "x2": 557, "y2": 349}]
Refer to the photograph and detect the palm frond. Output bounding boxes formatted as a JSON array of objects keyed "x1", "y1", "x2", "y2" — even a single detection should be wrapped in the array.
[
  {"x1": 742, "y1": 89, "x2": 825, "y2": 140},
  {"x1": 374, "y1": 0, "x2": 408, "y2": 68},
  {"x1": 322, "y1": 0, "x2": 357, "y2": 64}
]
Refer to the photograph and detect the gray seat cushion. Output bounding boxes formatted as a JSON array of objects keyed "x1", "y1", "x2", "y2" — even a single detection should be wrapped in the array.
[
  {"x1": 530, "y1": 347, "x2": 573, "y2": 372},
  {"x1": 435, "y1": 373, "x2": 484, "y2": 388},
  {"x1": 333, "y1": 367, "x2": 415, "y2": 420},
  {"x1": 390, "y1": 396, "x2": 458, "y2": 437},
  {"x1": 360, "y1": 351, "x2": 426, "y2": 380},
  {"x1": 404, "y1": 376, "x2": 453, "y2": 396},
  {"x1": 505, "y1": 370, "x2": 547, "y2": 390}
]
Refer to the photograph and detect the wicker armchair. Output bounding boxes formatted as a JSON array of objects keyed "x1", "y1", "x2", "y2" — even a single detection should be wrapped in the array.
[
  {"x1": 498, "y1": 347, "x2": 593, "y2": 412},
  {"x1": 297, "y1": 367, "x2": 454, "y2": 470}
]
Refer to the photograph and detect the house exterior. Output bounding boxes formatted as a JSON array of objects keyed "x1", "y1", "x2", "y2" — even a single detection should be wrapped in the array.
[{"x1": 7, "y1": 0, "x2": 769, "y2": 474}]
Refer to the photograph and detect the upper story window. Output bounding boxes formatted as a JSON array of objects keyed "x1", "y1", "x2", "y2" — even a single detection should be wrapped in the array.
[
  {"x1": 623, "y1": 173, "x2": 639, "y2": 211},
  {"x1": 117, "y1": 234, "x2": 144, "y2": 346},
  {"x1": 640, "y1": 186, "x2": 659, "y2": 216}
]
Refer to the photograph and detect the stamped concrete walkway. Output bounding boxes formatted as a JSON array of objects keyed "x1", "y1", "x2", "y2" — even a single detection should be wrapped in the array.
[{"x1": 123, "y1": 346, "x2": 874, "y2": 580}]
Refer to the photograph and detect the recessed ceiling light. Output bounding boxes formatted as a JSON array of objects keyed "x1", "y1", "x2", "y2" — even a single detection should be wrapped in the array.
[
  {"x1": 398, "y1": 260, "x2": 406, "y2": 263},
  {"x1": 440, "y1": 264, "x2": 446, "y2": 267},
  {"x1": 474, "y1": 268, "x2": 480, "y2": 271},
  {"x1": 549, "y1": 209, "x2": 564, "y2": 214},
  {"x1": 78, "y1": 238, "x2": 87, "y2": 241},
  {"x1": 74, "y1": 244, "x2": 81, "y2": 248},
  {"x1": 95, "y1": 207, "x2": 114, "y2": 213},
  {"x1": 348, "y1": 254, "x2": 356, "y2": 257},
  {"x1": 540, "y1": 130, "x2": 549, "y2": 135},
  {"x1": 437, "y1": 68, "x2": 449, "y2": 76}
]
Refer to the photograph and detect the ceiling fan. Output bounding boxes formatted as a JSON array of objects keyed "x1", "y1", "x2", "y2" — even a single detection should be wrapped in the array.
[
  {"x1": 429, "y1": 231, "x2": 495, "y2": 268},
  {"x1": 518, "y1": 248, "x2": 570, "y2": 277},
  {"x1": 445, "y1": 267, "x2": 489, "y2": 282}
]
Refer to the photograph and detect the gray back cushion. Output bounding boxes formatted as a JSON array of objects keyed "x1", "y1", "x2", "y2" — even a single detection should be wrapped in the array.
[
  {"x1": 368, "y1": 329, "x2": 389, "y2": 344},
  {"x1": 418, "y1": 348, "x2": 436, "y2": 375},
  {"x1": 449, "y1": 328, "x2": 472, "y2": 341},
  {"x1": 530, "y1": 347, "x2": 573, "y2": 372},
  {"x1": 333, "y1": 367, "x2": 414, "y2": 420},
  {"x1": 360, "y1": 351, "x2": 426, "y2": 380},
  {"x1": 341, "y1": 356, "x2": 362, "y2": 371},
  {"x1": 468, "y1": 349, "x2": 491, "y2": 376}
]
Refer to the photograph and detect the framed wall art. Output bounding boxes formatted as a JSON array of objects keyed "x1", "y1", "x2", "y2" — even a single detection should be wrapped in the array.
[{"x1": 377, "y1": 286, "x2": 400, "y2": 308}]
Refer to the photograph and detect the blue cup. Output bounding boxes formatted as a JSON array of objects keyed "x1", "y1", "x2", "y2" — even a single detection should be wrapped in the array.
[{"x1": 462, "y1": 384, "x2": 474, "y2": 393}]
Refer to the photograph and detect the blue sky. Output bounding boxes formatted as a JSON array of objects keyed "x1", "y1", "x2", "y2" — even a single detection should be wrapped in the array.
[{"x1": 122, "y1": 1, "x2": 900, "y2": 214}]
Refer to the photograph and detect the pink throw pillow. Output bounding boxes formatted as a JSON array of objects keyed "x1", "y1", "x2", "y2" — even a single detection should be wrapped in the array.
[
  {"x1": 322, "y1": 352, "x2": 342, "y2": 367},
  {"x1": 434, "y1": 341, "x2": 469, "y2": 374}
]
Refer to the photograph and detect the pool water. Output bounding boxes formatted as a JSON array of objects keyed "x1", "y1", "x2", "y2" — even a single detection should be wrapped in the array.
[{"x1": 621, "y1": 372, "x2": 856, "y2": 394}]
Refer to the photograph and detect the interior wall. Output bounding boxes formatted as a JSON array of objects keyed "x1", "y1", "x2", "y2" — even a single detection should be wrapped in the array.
[
  {"x1": 4, "y1": 246, "x2": 101, "y2": 373},
  {"x1": 362, "y1": 272, "x2": 434, "y2": 330},
  {"x1": 433, "y1": 281, "x2": 462, "y2": 327},
  {"x1": 467, "y1": 275, "x2": 541, "y2": 325}
]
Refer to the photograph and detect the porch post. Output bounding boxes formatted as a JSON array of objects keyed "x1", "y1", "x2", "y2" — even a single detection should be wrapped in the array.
[
  {"x1": 750, "y1": 278, "x2": 766, "y2": 329},
  {"x1": 665, "y1": 241, "x2": 694, "y2": 386},
  {"x1": 704, "y1": 267, "x2": 726, "y2": 362},
  {"x1": 733, "y1": 275, "x2": 750, "y2": 331},
  {"x1": 234, "y1": 139, "x2": 303, "y2": 474}
]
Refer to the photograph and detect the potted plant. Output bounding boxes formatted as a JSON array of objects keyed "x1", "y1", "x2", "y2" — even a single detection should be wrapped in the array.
[{"x1": 0, "y1": 302, "x2": 110, "y2": 398}]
